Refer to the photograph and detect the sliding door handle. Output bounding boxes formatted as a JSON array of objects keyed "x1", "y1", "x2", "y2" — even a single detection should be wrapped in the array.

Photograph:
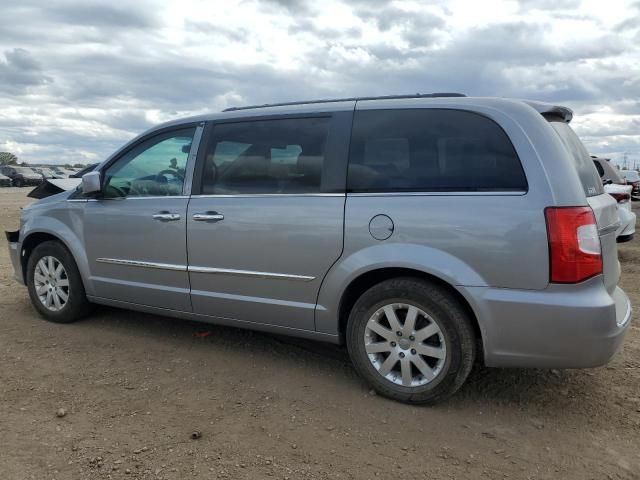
[{"x1": 193, "y1": 212, "x2": 224, "y2": 222}]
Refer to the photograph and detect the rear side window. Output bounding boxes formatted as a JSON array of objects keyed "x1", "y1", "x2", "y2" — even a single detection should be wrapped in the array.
[
  {"x1": 549, "y1": 120, "x2": 603, "y2": 197},
  {"x1": 200, "y1": 117, "x2": 330, "y2": 195},
  {"x1": 593, "y1": 160, "x2": 605, "y2": 178},
  {"x1": 347, "y1": 109, "x2": 527, "y2": 192}
]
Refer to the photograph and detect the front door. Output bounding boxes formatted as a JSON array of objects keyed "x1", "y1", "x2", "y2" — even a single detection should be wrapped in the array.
[
  {"x1": 84, "y1": 126, "x2": 197, "y2": 311},
  {"x1": 187, "y1": 114, "x2": 350, "y2": 331}
]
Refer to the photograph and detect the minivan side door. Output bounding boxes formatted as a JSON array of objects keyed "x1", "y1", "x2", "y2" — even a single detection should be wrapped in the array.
[
  {"x1": 83, "y1": 125, "x2": 202, "y2": 311},
  {"x1": 187, "y1": 110, "x2": 352, "y2": 331}
]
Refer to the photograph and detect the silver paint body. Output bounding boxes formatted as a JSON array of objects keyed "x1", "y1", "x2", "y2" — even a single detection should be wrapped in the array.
[{"x1": 8, "y1": 97, "x2": 632, "y2": 367}]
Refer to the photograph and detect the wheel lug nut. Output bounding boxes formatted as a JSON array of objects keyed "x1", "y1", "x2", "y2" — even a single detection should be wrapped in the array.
[
  {"x1": 409, "y1": 335, "x2": 415, "y2": 341},
  {"x1": 396, "y1": 331, "x2": 402, "y2": 336},
  {"x1": 390, "y1": 341, "x2": 396, "y2": 347},
  {"x1": 399, "y1": 352, "x2": 405, "y2": 358},
  {"x1": 411, "y1": 349, "x2": 416, "y2": 355}
]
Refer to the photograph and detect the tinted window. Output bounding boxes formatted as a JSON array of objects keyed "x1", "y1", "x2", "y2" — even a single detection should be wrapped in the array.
[
  {"x1": 593, "y1": 160, "x2": 605, "y2": 178},
  {"x1": 103, "y1": 128, "x2": 195, "y2": 198},
  {"x1": 200, "y1": 117, "x2": 329, "y2": 195},
  {"x1": 549, "y1": 120, "x2": 603, "y2": 197},
  {"x1": 347, "y1": 109, "x2": 527, "y2": 192}
]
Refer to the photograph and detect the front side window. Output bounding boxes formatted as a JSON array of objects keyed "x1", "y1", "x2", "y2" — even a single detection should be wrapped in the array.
[
  {"x1": 347, "y1": 109, "x2": 527, "y2": 192},
  {"x1": 200, "y1": 117, "x2": 330, "y2": 195},
  {"x1": 103, "y1": 128, "x2": 195, "y2": 198}
]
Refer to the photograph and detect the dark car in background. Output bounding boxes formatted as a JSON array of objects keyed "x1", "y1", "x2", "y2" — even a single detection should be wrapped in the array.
[
  {"x1": 0, "y1": 173, "x2": 11, "y2": 187},
  {"x1": 620, "y1": 170, "x2": 640, "y2": 198},
  {"x1": 0, "y1": 166, "x2": 43, "y2": 187}
]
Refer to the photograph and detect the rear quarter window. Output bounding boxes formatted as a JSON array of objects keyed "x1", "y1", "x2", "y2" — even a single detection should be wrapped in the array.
[
  {"x1": 548, "y1": 119, "x2": 604, "y2": 197},
  {"x1": 347, "y1": 109, "x2": 527, "y2": 192}
]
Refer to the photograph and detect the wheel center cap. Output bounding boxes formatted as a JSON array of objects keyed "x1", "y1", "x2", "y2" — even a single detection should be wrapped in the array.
[{"x1": 398, "y1": 338, "x2": 411, "y2": 350}]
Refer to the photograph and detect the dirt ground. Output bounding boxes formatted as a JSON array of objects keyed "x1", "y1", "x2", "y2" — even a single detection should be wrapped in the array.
[{"x1": 0, "y1": 187, "x2": 638, "y2": 480}]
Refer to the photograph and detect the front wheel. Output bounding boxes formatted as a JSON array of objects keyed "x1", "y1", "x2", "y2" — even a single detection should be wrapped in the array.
[
  {"x1": 346, "y1": 278, "x2": 476, "y2": 404},
  {"x1": 26, "y1": 241, "x2": 93, "y2": 323}
]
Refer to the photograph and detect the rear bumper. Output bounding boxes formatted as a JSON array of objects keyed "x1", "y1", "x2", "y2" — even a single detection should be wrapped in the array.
[
  {"x1": 616, "y1": 207, "x2": 636, "y2": 240},
  {"x1": 5, "y1": 230, "x2": 24, "y2": 284},
  {"x1": 465, "y1": 277, "x2": 632, "y2": 368}
]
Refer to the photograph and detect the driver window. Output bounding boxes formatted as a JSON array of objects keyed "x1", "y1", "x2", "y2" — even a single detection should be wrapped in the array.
[{"x1": 103, "y1": 128, "x2": 196, "y2": 198}]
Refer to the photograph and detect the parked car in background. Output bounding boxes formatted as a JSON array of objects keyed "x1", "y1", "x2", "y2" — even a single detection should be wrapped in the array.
[
  {"x1": 592, "y1": 156, "x2": 625, "y2": 185},
  {"x1": 5, "y1": 94, "x2": 632, "y2": 404},
  {"x1": 620, "y1": 170, "x2": 640, "y2": 197},
  {"x1": 70, "y1": 163, "x2": 98, "y2": 178},
  {"x1": 51, "y1": 166, "x2": 78, "y2": 178},
  {"x1": 603, "y1": 183, "x2": 635, "y2": 242},
  {"x1": 0, "y1": 166, "x2": 43, "y2": 187},
  {"x1": 0, "y1": 173, "x2": 11, "y2": 187},
  {"x1": 31, "y1": 167, "x2": 63, "y2": 179}
]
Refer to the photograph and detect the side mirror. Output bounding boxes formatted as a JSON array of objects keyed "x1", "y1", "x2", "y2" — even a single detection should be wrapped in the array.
[{"x1": 81, "y1": 171, "x2": 101, "y2": 194}]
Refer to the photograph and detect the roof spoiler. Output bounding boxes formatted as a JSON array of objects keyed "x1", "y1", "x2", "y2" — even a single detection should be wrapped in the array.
[{"x1": 522, "y1": 100, "x2": 573, "y2": 123}]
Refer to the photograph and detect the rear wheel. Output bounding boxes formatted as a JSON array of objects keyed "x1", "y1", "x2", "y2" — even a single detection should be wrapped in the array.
[
  {"x1": 346, "y1": 277, "x2": 476, "y2": 404},
  {"x1": 13, "y1": 177, "x2": 24, "y2": 187},
  {"x1": 26, "y1": 241, "x2": 93, "y2": 323}
]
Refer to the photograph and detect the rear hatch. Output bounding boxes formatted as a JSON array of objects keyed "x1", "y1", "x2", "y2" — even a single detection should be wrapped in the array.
[{"x1": 548, "y1": 119, "x2": 620, "y2": 294}]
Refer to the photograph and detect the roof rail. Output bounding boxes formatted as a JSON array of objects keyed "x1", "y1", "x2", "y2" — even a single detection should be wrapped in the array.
[{"x1": 222, "y1": 92, "x2": 466, "y2": 112}]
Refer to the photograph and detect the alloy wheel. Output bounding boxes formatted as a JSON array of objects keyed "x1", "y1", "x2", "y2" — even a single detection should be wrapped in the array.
[
  {"x1": 364, "y1": 303, "x2": 446, "y2": 387},
  {"x1": 33, "y1": 255, "x2": 70, "y2": 312}
]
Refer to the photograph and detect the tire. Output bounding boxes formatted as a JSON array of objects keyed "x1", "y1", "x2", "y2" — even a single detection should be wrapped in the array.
[
  {"x1": 26, "y1": 241, "x2": 93, "y2": 323},
  {"x1": 346, "y1": 277, "x2": 476, "y2": 404},
  {"x1": 13, "y1": 177, "x2": 24, "y2": 187}
]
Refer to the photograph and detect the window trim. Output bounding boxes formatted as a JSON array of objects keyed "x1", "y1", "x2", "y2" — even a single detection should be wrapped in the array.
[
  {"x1": 191, "y1": 112, "x2": 353, "y2": 196},
  {"x1": 345, "y1": 108, "x2": 529, "y2": 194}
]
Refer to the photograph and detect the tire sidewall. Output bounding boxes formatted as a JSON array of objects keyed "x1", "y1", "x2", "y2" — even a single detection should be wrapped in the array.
[{"x1": 347, "y1": 278, "x2": 475, "y2": 403}]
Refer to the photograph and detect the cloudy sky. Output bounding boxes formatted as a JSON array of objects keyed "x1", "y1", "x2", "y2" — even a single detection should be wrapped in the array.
[{"x1": 1, "y1": 0, "x2": 639, "y2": 168}]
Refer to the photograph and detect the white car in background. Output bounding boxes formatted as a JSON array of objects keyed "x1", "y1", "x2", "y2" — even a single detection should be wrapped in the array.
[{"x1": 604, "y1": 183, "x2": 635, "y2": 242}]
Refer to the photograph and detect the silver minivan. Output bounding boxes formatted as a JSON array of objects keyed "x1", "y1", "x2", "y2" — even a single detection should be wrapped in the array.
[{"x1": 6, "y1": 94, "x2": 632, "y2": 404}]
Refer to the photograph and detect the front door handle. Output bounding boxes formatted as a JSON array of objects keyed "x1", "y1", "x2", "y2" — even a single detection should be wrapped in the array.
[
  {"x1": 193, "y1": 212, "x2": 224, "y2": 222},
  {"x1": 152, "y1": 212, "x2": 181, "y2": 222}
]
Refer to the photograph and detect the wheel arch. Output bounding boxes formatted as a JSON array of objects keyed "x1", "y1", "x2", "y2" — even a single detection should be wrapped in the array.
[
  {"x1": 336, "y1": 267, "x2": 483, "y2": 347},
  {"x1": 20, "y1": 227, "x2": 93, "y2": 295}
]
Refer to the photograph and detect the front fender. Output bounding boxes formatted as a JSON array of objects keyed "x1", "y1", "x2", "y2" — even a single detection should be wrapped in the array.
[
  {"x1": 21, "y1": 211, "x2": 94, "y2": 296},
  {"x1": 314, "y1": 243, "x2": 486, "y2": 335}
]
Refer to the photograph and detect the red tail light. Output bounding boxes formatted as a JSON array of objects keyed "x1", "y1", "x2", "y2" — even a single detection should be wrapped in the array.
[
  {"x1": 544, "y1": 207, "x2": 602, "y2": 283},
  {"x1": 610, "y1": 192, "x2": 630, "y2": 204}
]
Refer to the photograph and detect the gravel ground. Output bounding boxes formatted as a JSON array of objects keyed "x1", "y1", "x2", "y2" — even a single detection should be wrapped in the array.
[{"x1": 1, "y1": 187, "x2": 639, "y2": 480}]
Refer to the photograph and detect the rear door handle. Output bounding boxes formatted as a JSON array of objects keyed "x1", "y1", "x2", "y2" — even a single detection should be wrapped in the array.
[
  {"x1": 152, "y1": 212, "x2": 181, "y2": 222},
  {"x1": 193, "y1": 212, "x2": 224, "y2": 222}
]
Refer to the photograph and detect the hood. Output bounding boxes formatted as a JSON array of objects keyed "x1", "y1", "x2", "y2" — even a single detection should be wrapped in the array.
[{"x1": 28, "y1": 177, "x2": 81, "y2": 199}]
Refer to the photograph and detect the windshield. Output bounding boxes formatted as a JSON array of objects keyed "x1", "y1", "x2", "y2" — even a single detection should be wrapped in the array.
[{"x1": 549, "y1": 120, "x2": 604, "y2": 197}]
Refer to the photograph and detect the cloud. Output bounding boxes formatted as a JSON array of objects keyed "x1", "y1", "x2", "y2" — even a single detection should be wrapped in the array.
[
  {"x1": 0, "y1": 0, "x2": 638, "y2": 166},
  {"x1": 516, "y1": 0, "x2": 581, "y2": 11},
  {"x1": 0, "y1": 48, "x2": 52, "y2": 94}
]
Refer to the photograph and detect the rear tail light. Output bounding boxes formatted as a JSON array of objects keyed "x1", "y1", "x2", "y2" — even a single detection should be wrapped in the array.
[
  {"x1": 610, "y1": 192, "x2": 631, "y2": 204},
  {"x1": 544, "y1": 207, "x2": 602, "y2": 283}
]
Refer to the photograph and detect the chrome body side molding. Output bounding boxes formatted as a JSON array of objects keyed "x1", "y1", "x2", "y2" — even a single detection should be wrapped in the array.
[{"x1": 95, "y1": 258, "x2": 315, "y2": 281}]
